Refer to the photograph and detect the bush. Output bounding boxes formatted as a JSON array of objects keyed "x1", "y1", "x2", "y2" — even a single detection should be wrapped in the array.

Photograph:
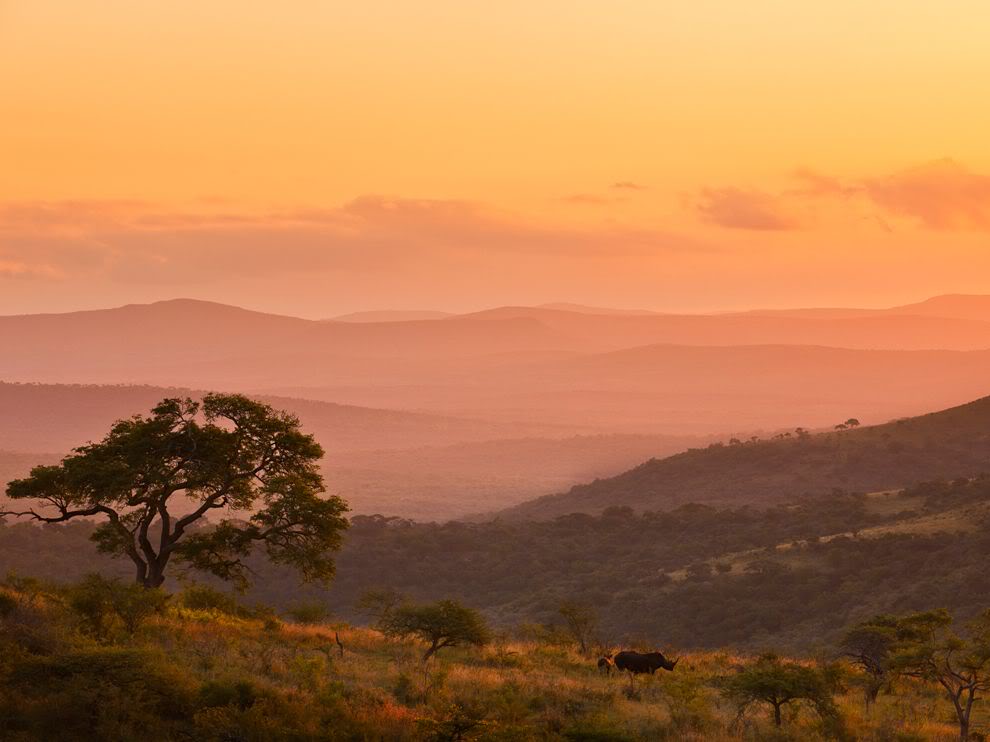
[
  {"x1": 2, "y1": 647, "x2": 194, "y2": 739},
  {"x1": 66, "y1": 574, "x2": 167, "y2": 638},
  {"x1": 199, "y1": 678, "x2": 263, "y2": 710},
  {"x1": 285, "y1": 601, "x2": 330, "y2": 625},
  {"x1": 178, "y1": 584, "x2": 251, "y2": 617},
  {"x1": 0, "y1": 591, "x2": 17, "y2": 619}
]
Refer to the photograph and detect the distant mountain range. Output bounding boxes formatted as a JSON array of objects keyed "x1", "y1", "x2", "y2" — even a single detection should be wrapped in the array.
[
  {"x1": 3, "y1": 296, "x2": 990, "y2": 433},
  {"x1": 326, "y1": 310, "x2": 454, "y2": 322},
  {"x1": 4, "y1": 295, "x2": 990, "y2": 520}
]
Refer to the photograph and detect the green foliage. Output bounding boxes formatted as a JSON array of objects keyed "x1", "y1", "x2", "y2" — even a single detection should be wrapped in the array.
[
  {"x1": 66, "y1": 574, "x2": 167, "y2": 638},
  {"x1": 381, "y1": 599, "x2": 491, "y2": 661},
  {"x1": 840, "y1": 615, "x2": 900, "y2": 706},
  {"x1": 3, "y1": 393, "x2": 348, "y2": 590},
  {"x1": 285, "y1": 600, "x2": 331, "y2": 625},
  {"x1": 888, "y1": 609, "x2": 990, "y2": 741},
  {"x1": 178, "y1": 583, "x2": 253, "y2": 617},
  {"x1": 417, "y1": 701, "x2": 491, "y2": 741},
  {"x1": 7, "y1": 478, "x2": 990, "y2": 651},
  {"x1": 720, "y1": 653, "x2": 841, "y2": 729},
  {"x1": 1, "y1": 573, "x2": 984, "y2": 742},
  {"x1": 1, "y1": 646, "x2": 195, "y2": 740}
]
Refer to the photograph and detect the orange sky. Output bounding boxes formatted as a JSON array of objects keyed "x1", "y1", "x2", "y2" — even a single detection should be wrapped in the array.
[{"x1": 2, "y1": 1, "x2": 989, "y2": 316}]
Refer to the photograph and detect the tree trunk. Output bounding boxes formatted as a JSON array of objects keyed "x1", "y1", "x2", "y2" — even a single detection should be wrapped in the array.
[
  {"x1": 957, "y1": 702, "x2": 971, "y2": 742},
  {"x1": 953, "y1": 695, "x2": 971, "y2": 742},
  {"x1": 773, "y1": 702, "x2": 782, "y2": 727}
]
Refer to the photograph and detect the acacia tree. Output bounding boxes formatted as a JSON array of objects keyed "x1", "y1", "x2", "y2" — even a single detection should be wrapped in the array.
[
  {"x1": 720, "y1": 653, "x2": 840, "y2": 729},
  {"x1": 1, "y1": 394, "x2": 349, "y2": 589},
  {"x1": 839, "y1": 615, "x2": 899, "y2": 709},
  {"x1": 558, "y1": 599, "x2": 600, "y2": 654},
  {"x1": 890, "y1": 609, "x2": 990, "y2": 742},
  {"x1": 380, "y1": 599, "x2": 491, "y2": 662}
]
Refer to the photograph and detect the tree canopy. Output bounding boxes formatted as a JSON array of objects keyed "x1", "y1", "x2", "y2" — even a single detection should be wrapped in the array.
[
  {"x1": 720, "y1": 653, "x2": 840, "y2": 729},
  {"x1": 889, "y1": 609, "x2": 990, "y2": 742},
  {"x1": 379, "y1": 599, "x2": 491, "y2": 661},
  {"x1": 839, "y1": 615, "x2": 899, "y2": 708},
  {"x1": 2, "y1": 394, "x2": 349, "y2": 589}
]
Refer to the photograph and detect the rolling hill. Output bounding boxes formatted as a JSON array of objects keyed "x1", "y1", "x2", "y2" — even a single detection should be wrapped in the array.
[
  {"x1": 0, "y1": 383, "x2": 706, "y2": 519},
  {"x1": 495, "y1": 394, "x2": 990, "y2": 519},
  {"x1": 7, "y1": 296, "x2": 990, "y2": 392},
  {"x1": 0, "y1": 382, "x2": 570, "y2": 455}
]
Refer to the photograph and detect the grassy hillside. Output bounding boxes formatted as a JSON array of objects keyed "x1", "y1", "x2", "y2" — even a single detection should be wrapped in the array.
[
  {"x1": 329, "y1": 433, "x2": 709, "y2": 519},
  {"x1": 0, "y1": 579, "x2": 980, "y2": 741},
  {"x1": 498, "y1": 395, "x2": 990, "y2": 519}
]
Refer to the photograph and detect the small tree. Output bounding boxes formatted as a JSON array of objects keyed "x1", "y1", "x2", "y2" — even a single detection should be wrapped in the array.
[
  {"x1": 890, "y1": 609, "x2": 990, "y2": 742},
  {"x1": 721, "y1": 653, "x2": 840, "y2": 729},
  {"x1": 558, "y1": 599, "x2": 599, "y2": 654},
  {"x1": 844, "y1": 418, "x2": 861, "y2": 428},
  {"x1": 357, "y1": 587, "x2": 405, "y2": 625},
  {"x1": 381, "y1": 599, "x2": 491, "y2": 662},
  {"x1": 2, "y1": 394, "x2": 349, "y2": 590},
  {"x1": 839, "y1": 615, "x2": 899, "y2": 709}
]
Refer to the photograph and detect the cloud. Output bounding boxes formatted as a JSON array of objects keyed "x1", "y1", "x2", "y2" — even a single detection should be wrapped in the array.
[
  {"x1": 695, "y1": 187, "x2": 799, "y2": 231},
  {"x1": 696, "y1": 159, "x2": 990, "y2": 233},
  {"x1": 861, "y1": 159, "x2": 990, "y2": 230},
  {"x1": 611, "y1": 182, "x2": 648, "y2": 191},
  {"x1": 0, "y1": 195, "x2": 699, "y2": 285},
  {"x1": 0, "y1": 260, "x2": 62, "y2": 280}
]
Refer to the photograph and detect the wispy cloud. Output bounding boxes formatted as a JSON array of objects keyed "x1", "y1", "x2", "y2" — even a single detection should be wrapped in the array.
[
  {"x1": 0, "y1": 195, "x2": 699, "y2": 284},
  {"x1": 696, "y1": 159, "x2": 990, "y2": 232},
  {"x1": 611, "y1": 181, "x2": 648, "y2": 191},
  {"x1": 862, "y1": 159, "x2": 990, "y2": 230},
  {"x1": 696, "y1": 187, "x2": 799, "y2": 231}
]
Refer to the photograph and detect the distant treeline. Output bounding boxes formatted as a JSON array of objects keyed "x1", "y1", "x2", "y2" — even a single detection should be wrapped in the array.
[{"x1": 4, "y1": 477, "x2": 989, "y2": 650}]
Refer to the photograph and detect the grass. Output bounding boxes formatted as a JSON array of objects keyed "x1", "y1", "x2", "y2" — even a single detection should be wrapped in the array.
[
  {"x1": 0, "y1": 581, "x2": 981, "y2": 740},
  {"x1": 667, "y1": 487, "x2": 988, "y2": 582}
]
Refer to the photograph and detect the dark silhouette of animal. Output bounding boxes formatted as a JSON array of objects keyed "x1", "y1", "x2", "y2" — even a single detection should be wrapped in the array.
[
  {"x1": 612, "y1": 650, "x2": 679, "y2": 675},
  {"x1": 597, "y1": 654, "x2": 616, "y2": 676}
]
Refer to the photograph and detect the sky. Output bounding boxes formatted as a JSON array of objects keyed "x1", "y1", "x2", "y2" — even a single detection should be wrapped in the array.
[{"x1": 2, "y1": 0, "x2": 989, "y2": 317}]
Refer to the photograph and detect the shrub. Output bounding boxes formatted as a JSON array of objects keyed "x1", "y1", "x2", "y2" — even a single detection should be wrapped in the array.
[
  {"x1": 417, "y1": 701, "x2": 491, "y2": 742},
  {"x1": 286, "y1": 601, "x2": 331, "y2": 625},
  {"x1": 0, "y1": 591, "x2": 17, "y2": 619},
  {"x1": 66, "y1": 574, "x2": 167, "y2": 638},
  {"x1": 3, "y1": 647, "x2": 194, "y2": 739},
  {"x1": 199, "y1": 678, "x2": 263, "y2": 710},
  {"x1": 178, "y1": 584, "x2": 251, "y2": 617}
]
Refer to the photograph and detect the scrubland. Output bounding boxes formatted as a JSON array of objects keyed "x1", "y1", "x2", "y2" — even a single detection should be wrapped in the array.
[{"x1": 0, "y1": 579, "x2": 978, "y2": 741}]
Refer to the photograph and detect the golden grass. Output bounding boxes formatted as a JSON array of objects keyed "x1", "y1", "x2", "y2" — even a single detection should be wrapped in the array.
[{"x1": 3, "y1": 587, "x2": 986, "y2": 740}]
